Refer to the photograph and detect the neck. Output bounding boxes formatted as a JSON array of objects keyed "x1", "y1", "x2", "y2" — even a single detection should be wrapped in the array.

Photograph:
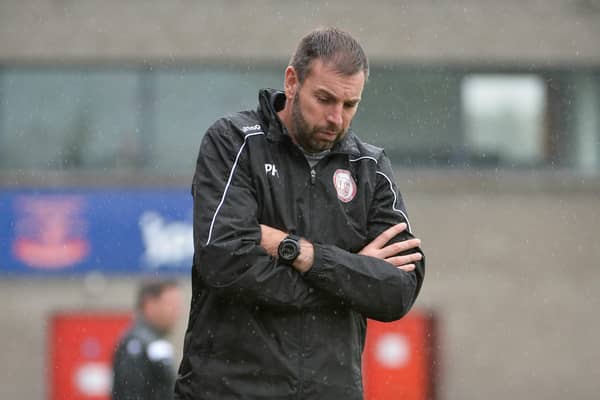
[{"x1": 277, "y1": 101, "x2": 296, "y2": 143}]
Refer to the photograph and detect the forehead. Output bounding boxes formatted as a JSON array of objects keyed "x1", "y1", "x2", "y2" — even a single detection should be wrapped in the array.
[
  {"x1": 162, "y1": 286, "x2": 181, "y2": 298},
  {"x1": 303, "y1": 59, "x2": 365, "y2": 100}
]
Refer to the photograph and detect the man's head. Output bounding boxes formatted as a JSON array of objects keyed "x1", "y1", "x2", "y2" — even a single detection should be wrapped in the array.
[
  {"x1": 280, "y1": 27, "x2": 369, "y2": 153},
  {"x1": 136, "y1": 279, "x2": 183, "y2": 335},
  {"x1": 289, "y1": 27, "x2": 369, "y2": 86}
]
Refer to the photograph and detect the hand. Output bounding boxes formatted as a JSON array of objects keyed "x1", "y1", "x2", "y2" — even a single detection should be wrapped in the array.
[
  {"x1": 260, "y1": 224, "x2": 314, "y2": 273},
  {"x1": 358, "y1": 223, "x2": 422, "y2": 272}
]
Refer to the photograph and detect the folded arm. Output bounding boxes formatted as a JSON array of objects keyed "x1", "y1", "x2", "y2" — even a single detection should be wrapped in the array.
[{"x1": 260, "y1": 222, "x2": 424, "y2": 321}]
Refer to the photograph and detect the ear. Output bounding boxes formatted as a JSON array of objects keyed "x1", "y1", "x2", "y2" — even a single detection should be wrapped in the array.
[{"x1": 284, "y1": 66, "x2": 299, "y2": 99}]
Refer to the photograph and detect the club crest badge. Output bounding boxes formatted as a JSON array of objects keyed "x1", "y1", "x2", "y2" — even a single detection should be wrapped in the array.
[
  {"x1": 333, "y1": 169, "x2": 357, "y2": 203},
  {"x1": 12, "y1": 196, "x2": 89, "y2": 269}
]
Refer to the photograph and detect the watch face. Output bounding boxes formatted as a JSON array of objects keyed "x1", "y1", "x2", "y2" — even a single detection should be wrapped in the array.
[{"x1": 279, "y1": 238, "x2": 299, "y2": 262}]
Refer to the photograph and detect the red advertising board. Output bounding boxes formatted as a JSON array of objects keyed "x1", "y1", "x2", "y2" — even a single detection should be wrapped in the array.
[
  {"x1": 363, "y1": 310, "x2": 437, "y2": 400},
  {"x1": 48, "y1": 312, "x2": 133, "y2": 400}
]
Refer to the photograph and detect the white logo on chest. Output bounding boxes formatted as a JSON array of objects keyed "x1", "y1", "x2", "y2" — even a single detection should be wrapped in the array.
[
  {"x1": 333, "y1": 169, "x2": 357, "y2": 203},
  {"x1": 265, "y1": 163, "x2": 279, "y2": 177}
]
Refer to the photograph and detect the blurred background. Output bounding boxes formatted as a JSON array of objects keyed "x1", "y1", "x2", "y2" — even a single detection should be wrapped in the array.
[{"x1": 1, "y1": 0, "x2": 599, "y2": 399}]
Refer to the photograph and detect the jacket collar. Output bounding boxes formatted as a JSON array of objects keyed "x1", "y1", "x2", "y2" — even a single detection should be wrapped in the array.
[
  {"x1": 257, "y1": 88, "x2": 287, "y2": 142},
  {"x1": 257, "y1": 88, "x2": 361, "y2": 156}
]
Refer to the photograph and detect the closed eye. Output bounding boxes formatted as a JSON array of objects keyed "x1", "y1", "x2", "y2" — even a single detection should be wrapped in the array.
[{"x1": 317, "y1": 95, "x2": 334, "y2": 104}]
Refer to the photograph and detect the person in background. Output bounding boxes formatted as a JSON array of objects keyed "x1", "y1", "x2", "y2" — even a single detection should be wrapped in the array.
[
  {"x1": 111, "y1": 278, "x2": 183, "y2": 400},
  {"x1": 175, "y1": 27, "x2": 425, "y2": 399}
]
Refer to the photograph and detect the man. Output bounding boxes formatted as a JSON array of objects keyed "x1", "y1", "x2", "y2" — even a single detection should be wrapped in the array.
[
  {"x1": 112, "y1": 279, "x2": 183, "y2": 400},
  {"x1": 175, "y1": 27, "x2": 425, "y2": 399}
]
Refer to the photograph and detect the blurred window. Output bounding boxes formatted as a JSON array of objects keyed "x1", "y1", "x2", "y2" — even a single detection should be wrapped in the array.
[
  {"x1": 461, "y1": 74, "x2": 547, "y2": 167},
  {"x1": 0, "y1": 68, "x2": 140, "y2": 170},
  {"x1": 152, "y1": 66, "x2": 281, "y2": 174},
  {"x1": 0, "y1": 66, "x2": 598, "y2": 177},
  {"x1": 353, "y1": 67, "x2": 462, "y2": 167}
]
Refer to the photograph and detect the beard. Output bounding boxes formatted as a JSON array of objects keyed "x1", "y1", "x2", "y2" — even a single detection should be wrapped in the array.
[{"x1": 290, "y1": 91, "x2": 346, "y2": 153}]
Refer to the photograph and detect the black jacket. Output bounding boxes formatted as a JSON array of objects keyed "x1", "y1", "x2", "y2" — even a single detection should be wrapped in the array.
[
  {"x1": 112, "y1": 318, "x2": 176, "y2": 400},
  {"x1": 175, "y1": 89, "x2": 425, "y2": 399}
]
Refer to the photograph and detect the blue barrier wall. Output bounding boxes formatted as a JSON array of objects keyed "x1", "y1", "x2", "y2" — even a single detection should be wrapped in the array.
[{"x1": 0, "y1": 188, "x2": 193, "y2": 275}]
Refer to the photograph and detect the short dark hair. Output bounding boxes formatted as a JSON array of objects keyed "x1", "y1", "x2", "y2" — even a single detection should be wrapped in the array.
[
  {"x1": 136, "y1": 278, "x2": 179, "y2": 310},
  {"x1": 289, "y1": 27, "x2": 369, "y2": 84}
]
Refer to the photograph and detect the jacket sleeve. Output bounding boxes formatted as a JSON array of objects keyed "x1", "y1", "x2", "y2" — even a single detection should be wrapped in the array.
[
  {"x1": 192, "y1": 121, "x2": 341, "y2": 310},
  {"x1": 303, "y1": 153, "x2": 425, "y2": 322},
  {"x1": 111, "y1": 339, "x2": 148, "y2": 400},
  {"x1": 111, "y1": 336, "x2": 175, "y2": 400}
]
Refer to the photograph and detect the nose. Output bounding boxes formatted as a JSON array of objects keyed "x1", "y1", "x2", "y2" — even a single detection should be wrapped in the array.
[{"x1": 326, "y1": 104, "x2": 343, "y2": 128}]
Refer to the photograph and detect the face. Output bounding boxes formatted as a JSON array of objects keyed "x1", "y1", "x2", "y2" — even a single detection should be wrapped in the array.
[
  {"x1": 145, "y1": 286, "x2": 183, "y2": 334},
  {"x1": 285, "y1": 59, "x2": 365, "y2": 153}
]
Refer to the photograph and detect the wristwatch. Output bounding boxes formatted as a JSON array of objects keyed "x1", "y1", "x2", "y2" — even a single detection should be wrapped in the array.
[{"x1": 277, "y1": 234, "x2": 301, "y2": 265}]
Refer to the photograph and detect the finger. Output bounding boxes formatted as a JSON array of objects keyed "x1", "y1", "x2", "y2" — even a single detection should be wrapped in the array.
[
  {"x1": 392, "y1": 238, "x2": 421, "y2": 254},
  {"x1": 377, "y1": 239, "x2": 421, "y2": 259},
  {"x1": 369, "y1": 223, "x2": 407, "y2": 248},
  {"x1": 397, "y1": 263, "x2": 415, "y2": 272},
  {"x1": 386, "y1": 252, "x2": 422, "y2": 266}
]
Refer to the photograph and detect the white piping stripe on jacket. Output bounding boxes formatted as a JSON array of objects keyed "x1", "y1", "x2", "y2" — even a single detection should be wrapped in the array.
[
  {"x1": 206, "y1": 131, "x2": 265, "y2": 244},
  {"x1": 350, "y1": 156, "x2": 412, "y2": 233},
  {"x1": 349, "y1": 156, "x2": 378, "y2": 163},
  {"x1": 375, "y1": 171, "x2": 412, "y2": 233}
]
